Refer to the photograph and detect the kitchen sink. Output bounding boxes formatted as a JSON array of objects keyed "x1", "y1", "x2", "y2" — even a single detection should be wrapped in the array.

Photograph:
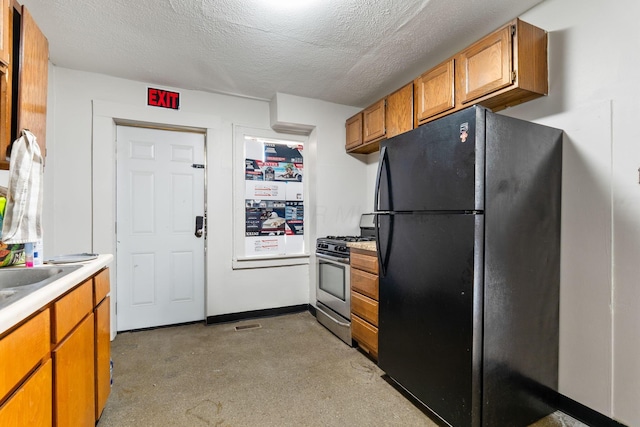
[{"x1": 0, "y1": 265, "x2": 82, "y2": 310}]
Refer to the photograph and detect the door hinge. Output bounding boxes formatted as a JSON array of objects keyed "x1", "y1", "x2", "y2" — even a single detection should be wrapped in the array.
[
  {"x1": 512, "y1": 70, "x2": 517, "y2": 82},
  {"x1": 511, "y1": 24, "x2": 516, "y2": 37},
  {"x1": 192, "y1": 164, "x2": 205, "y2": 169}
]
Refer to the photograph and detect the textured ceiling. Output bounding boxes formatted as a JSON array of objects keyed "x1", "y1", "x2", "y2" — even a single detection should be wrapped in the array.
[{"x1": 19, "y1": 0, "x2": 543, "y2": 108}]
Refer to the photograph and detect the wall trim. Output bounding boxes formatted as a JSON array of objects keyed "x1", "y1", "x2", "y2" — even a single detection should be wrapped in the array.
[{"x1": 206, "y1": 304, "x2": 310, "y2": 324}]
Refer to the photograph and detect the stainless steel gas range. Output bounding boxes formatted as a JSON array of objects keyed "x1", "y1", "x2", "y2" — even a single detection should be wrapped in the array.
[{"x1": 315, "y1": 215, "x2": 376, "y2": 345}]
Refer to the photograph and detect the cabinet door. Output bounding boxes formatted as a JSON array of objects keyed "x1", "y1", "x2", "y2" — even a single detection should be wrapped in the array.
[
  {"x1": 0, "y1": 0, "x2": 9, "y2": 66},
  {"x1": 16, "y1": 6, "x2": 48, "y2": 158},
  {"x1": 0, "y1": 308, "x2": 50, "y2": 402},
  {"x1": 0, "y1": 64, "x2": 9, "y2": 169},
  {"x1": 457, "y1": 24, "x2": 513, "y2": 104},
  {"x1": 386, "y1": 83, "x2": 413, "y2": 139},
  {"x1": 345, "y1": 112, "x2": 362, "y2": 150},
  {"x1": 414, "y1": 59, "x2": 455, "y2": 123},
  {"x1": 54, "y1": 313, "x2": 96, "y2": 427},
  {"x1": 95, "y1": 296, "x2": 111, "y2": 421},
  {"x1": 0, "y1": 358, "x2": 52, "y2": 427},
  {"x1": 363, "y1": 98, "x2": 385, "y2": 143}
]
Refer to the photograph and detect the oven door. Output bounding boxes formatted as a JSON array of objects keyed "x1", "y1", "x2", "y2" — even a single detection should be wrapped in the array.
[{"x1": 316, "y1": 253, "x2": 351, "y2": 320}]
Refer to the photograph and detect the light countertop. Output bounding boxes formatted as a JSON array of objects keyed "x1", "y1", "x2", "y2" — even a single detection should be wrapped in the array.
[
  {"x1": 348, "y1": 241, "x2": 376, "y2": 253},
  {"x1": 0, "y1": 254, "x2": 113, "y2": 335}
]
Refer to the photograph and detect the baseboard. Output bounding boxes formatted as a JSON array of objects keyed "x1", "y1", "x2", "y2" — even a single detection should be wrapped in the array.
[
  {"x1": 206, "y1": 304, "x2": 310, "y2": 324},
  {"x1": 555, "y1": 392, "x2": 628, "y2": 427}
]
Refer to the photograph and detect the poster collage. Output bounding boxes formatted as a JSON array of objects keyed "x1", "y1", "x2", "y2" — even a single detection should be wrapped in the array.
[{"x1": 244, "y1": 137, "x2": 304, "y2": 256}]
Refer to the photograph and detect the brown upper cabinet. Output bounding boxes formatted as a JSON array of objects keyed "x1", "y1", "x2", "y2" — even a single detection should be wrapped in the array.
[
  {"x1": 15, "y1": 6, "x2": 48, "y2": 160},
  {"x1": 345, "y1": 112, "x2": 363, "y2": 151},
  {"x1": 386, "y1": 82, "x2": 413, "y2": 139},
  {"x1": 414, "y1": 59, "x2": 455, "y2": 124},
  {"x1": 457, "y1": 25, "x2": 513, "y2": 104},
  {"x1": 347, "y1": 18, "x2": 548, "y2": 152},
  {"x1": 456, "y1": 19, "x2": 547, "y2": 111},
  {"x1": 363, "y1": 98, "x2": 385, "y2": 143},
  {"x1": 346, "y1": 82, "x2": 413, "y2": 154},
  {"x1": 0, "y1": 0, "x2": 9, "y2": 66},
  {"x1": 0, "y1": 2, "x2": 48, "y2": 170}
]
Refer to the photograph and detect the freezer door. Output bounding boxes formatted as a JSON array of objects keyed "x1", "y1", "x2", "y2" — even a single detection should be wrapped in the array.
[
  {"x1": 377, "y1": 212, "x2": 483, "y2": 427},
  {"x1": 375, "y1": 106, "x2": 485, "y2": 212}
]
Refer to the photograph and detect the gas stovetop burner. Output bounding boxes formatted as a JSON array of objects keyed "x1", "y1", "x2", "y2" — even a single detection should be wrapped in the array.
[{"x1": 315, "y1": 235, "x2": 376, "y2": 262}]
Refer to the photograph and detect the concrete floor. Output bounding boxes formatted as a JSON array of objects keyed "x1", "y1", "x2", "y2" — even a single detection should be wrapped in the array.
[{"x1": 97, "y1": 312, "x2": 587, "y2": 427}]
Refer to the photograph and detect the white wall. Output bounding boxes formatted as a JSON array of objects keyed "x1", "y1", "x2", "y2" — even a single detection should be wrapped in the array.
[
  {"x1": 364, "y1": 0, "x2": 640, "y2": 424},
  {"x1": 512, "y1": 1, "x2": 640, "y2": 425},
  {"x1": 44, "y1": 68, "x2": 368, "y2": 327}
]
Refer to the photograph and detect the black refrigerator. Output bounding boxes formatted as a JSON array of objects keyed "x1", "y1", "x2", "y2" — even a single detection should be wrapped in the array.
[{"x1": 375, "y1": 105, "x2": 562, "y2": 427}]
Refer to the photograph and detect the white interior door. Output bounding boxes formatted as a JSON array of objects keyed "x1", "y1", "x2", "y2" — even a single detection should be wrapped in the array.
[{"x1": 116, "y1": 125, "x2": 205, "y2": 331}]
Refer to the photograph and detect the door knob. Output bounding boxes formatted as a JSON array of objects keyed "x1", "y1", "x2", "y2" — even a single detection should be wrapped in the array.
[{"x1": 195, "y1": 216, "x2": 204, "y2": 238}]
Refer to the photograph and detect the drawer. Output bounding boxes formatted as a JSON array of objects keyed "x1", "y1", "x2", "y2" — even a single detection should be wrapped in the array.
[
  {"x1": 350, "y1": 252, "x2": 378, "y2": 275},
  {"x1": 0, "y1": 308, "x2": 50, "y2": 402},
  {"x1": 53, "y1": 279, "x2": 93, "y2": 344},
  {"x1": 351, "y1": 268, "x2": 378, "y2": 300},
  {"x1": 351, "y1": 314, "x2": 378, "y2": 359},
  {"x1": 93, "y1": 268, "x2": 110, "y2": 306},
  {"x1": 351, "y1": 290, "x2": 378, "y2": 326}
]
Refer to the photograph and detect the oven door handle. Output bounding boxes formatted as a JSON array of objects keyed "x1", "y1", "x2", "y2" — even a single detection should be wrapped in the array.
[
  {"x1": 315, "y1": 252, "x2": 349, "y2": 264},
  {"x1": 316, "y1": 305, "x2": 350, "y2": 327}
]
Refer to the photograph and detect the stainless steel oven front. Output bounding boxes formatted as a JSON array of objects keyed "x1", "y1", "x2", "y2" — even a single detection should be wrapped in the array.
[{"x1": 315, "y1": 253, "x2": 352, "y2": 345}]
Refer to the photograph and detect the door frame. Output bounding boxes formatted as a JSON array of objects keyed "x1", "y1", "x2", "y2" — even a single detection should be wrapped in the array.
[{"x1": 91, "y1": 100, "x2": 221, "y2": 338}]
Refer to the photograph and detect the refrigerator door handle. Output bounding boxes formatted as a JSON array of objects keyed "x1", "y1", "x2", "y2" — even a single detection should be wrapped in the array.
[
  {"x1": 375, "y1": 213, "x2": 389, "y2": 278},
  {"x1": 374, "y1": 145, "x2": 388, "y2": 212}
]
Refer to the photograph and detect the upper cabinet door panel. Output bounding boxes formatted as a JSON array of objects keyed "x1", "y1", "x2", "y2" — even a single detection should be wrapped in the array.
[
  {"x1": 17, "y1": 5, "x2": 48, "y2": 155},
  {"x1": 363, "y1": 98, "x2": 386, "y2": 143},
  {"x1": 345, "y1": 112, "x2": 363, "y2": 150},
  {"x1": 458, "y1": 25, "x2": 512, "y2": 104},
  {"x1": 0, "y1": 0, "x2": 9, "y2": 66},
  {"x1": 386, "y1": 82, "x2": 413, "y2": 139},
  {"x1": 414, "y1": 59, "x2": 455, "y2": 124}
]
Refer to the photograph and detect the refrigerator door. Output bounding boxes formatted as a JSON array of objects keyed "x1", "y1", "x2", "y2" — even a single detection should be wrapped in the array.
[
  {"x1": 375, "y1": 106, "x2": 485, "y2": 213},
  {"x1": 377, "y1": 212, "x2": 483, "y2": 427}
]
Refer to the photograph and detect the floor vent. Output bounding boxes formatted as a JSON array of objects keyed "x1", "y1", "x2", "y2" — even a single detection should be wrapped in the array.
[{"x1": 234, "y1": 323, "x2": 262, "y2": 331}]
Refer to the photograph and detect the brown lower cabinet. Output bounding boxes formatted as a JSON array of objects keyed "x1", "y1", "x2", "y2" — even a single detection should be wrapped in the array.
[
  {"x1": 54, "y1": 313, "x2": 95, "y2": 427},
  {"x1": 95, "y1": 294, "x2": 111, "y2": 419},
  {"x1": 0, "y1": 267, "x2": 111, "y2": 427},
  {"x1": 350, "y1": 248, "x2": 379, "y2": 359},
  {"x1": 0, "y1": 358, "x2": 52, "y2": 426},
  {"x1": 0, "y1": 309, "x2": 52, "y2": 426}
]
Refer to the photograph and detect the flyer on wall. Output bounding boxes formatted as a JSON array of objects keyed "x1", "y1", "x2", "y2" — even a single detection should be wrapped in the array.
[
  {"x1": 244, "y1": 140, "x2": 304, "y2": 183},
  {"x1": 243, "y1": 137, "x2": 305, "y2": 257}
]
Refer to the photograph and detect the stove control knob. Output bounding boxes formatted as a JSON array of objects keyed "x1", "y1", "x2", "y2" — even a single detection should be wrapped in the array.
[{"x1": 338, "y1": 246, "x2": 347, "y2": 252}]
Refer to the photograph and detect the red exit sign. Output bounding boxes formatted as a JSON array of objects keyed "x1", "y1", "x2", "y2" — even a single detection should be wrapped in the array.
[{"x1": 147, "y1": 87, "x2": 180, "y2": 110}]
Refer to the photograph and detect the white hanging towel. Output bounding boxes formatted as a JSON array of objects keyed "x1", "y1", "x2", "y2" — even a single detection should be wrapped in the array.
[{"x1": 1, "y1": 130, "x2": 43, "y2": 243}]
